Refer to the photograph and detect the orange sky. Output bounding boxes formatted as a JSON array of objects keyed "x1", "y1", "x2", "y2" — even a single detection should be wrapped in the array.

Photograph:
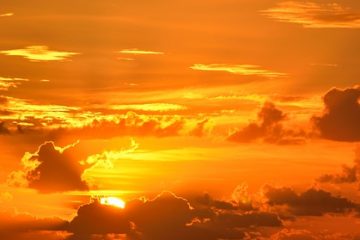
[{"x1": 0, "y1": 1, "x2": 360, "y2": 239}]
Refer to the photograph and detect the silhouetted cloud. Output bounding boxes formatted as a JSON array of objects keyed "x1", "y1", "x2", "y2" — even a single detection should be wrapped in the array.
[
  {"x1": 67, "y1": 191, "x2": 283, "y2": 240},
  {"x1": 263, "y1": 186, "x2": 360, "y2": 216},
  {"x1": 318, "y1": 148, "x2": 360, "y2": 184},
  {"x1": 194, "y1": 192, "x2": 254, "y2": 211},
  {"x1": 68, "y1": 200, "x2": 133, "y2": 238},
  {"x1": 313, "y1": 86, "x2": 360, "y2": 142},
  {"x1": 229, "y1": 102, "x2": 306, "y2": 144},
  {"x1": 8, "y1": 141, "x2": 92, "y2": 193}
]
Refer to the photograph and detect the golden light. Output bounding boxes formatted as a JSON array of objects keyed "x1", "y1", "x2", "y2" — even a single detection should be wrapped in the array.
[{"x1": 100, "y1": 197, "x2": 126, "y2": 209}]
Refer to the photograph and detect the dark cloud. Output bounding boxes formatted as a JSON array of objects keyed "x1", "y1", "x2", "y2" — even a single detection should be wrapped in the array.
[
  {"x1": 318, "y1": 165, "x2": 358, "y2": 184},
  {"x1": 264, "y1": 186, "x2": 360, "y2": 216},
  {"x1": 228, "y1": 102, "x2": 306, "y2": 144},
  {"x1": 67, "y1": 191, "x2": 283, "y2": 240},
  {"x1": 313, "y1": 86, "x2": 360, "y2": 142},
  {"x1": 68, "y1": 200, "x2": 134, "y2": 239},
  {"x1": 8, "y1": 141, "x2": 93, "y2": 193},
  {"x1": 318, "y1": 147, "x2": 360, "y2": 185},
  {"x1": 194, "y1": 193, "x2": 254, "y2": 211}
]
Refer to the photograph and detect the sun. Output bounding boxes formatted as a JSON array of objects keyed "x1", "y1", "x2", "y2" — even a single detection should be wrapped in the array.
[{"x1": 100, "y1": 197, "x2": 126, "y2": 209}]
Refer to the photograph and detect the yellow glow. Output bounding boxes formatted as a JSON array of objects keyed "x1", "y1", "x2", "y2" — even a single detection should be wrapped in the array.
[
  {"x1": 111, "y1": 103, "x2": 186, "y2": 112},
  {"x1": 0, "y1": 45, "x2": 79, "y2": 62},
  {"x1": 190, "y1": 64, "x2": 285, "y2": 78},
  {"x1": 100, "y1": 197, "x2": 126, "y2": 209},
  {"x1": 119, "y1": 48, "x2": 164, "y2": 55},
  {"x1": 0, "y1": 13, "x2": 13, "y2": 17},
  {"x1": 0, "y1": 76, "x2": 29, "y2": 91}
]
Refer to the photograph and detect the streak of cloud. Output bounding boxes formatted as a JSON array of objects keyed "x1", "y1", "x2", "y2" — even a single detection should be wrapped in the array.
[
  {"x1": 262, "y1": 1, "x2": 360, "y2": 28},
  {"x1": 0, "y1": 46, "x2": 79, "y2": 62},
  {"x1": 190, "y1": 64, "x2": 285, "y2": 78}
]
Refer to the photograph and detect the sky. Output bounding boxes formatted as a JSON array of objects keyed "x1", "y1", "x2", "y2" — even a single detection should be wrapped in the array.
[{"x1": 0, "y1": 0, "x2": 360, "y2": 239}]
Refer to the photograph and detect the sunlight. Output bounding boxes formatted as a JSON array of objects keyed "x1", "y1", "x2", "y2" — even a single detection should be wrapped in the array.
[{"x1": 100, "y1": 197, "x2": 126, "y2": 209}]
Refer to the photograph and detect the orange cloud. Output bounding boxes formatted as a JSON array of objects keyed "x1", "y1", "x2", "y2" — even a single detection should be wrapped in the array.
[
  {"x1": 0, "y1": 46, "x2": 79, "y2": 62},
  {"x1": 190, "y1": 64, "x2": 285, "y2": 78},
  {"x1": 110, "y1": 103, "x2": 187, "y2": 112},
  {"x1": 262, "y1": 1, "x2": 360, "y2": 28}
]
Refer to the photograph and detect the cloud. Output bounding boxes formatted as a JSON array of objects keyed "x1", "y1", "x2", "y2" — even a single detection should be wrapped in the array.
[
  {"x1": 270, "y1": 228, "x2": 360, "y2": 240},
  {"x1": 110, "y1": 103, "x2": 187, "y2": 112},
  {"x1": 270, "y1": 228, "x2": 317, "y2": 240},
  {"x1": 190, "y1": 64, "x2": 285, "y2": 78},
  {"x1": 313, "y1": 86, "x2": 360, "y2": 142},
  {"x1": 68, "y1": 200, "x2": 133, "y2": 237},
  {"x1": 119, "y1": 49, "x2": 164, "y2": 55},
  {"x1": 262, "y1": 1, "x2": 360, "y2": 29},
  {"x1": 67, "y1": 191, "x2": 283, "y2": 240},
  {"x1": 68, "y1": 192, "x2": 203, "y2": 240},
  {"x1": 0, "y1": 13, "x2": 13, "y2": 17},
  {"x1": 0, "y1": 76, "x2": 29, "y2": 91},
  {"x1": 48, "y1": 112, "x2": 203, "y2": 140},
  {"x1": 194, "y1": 192, "x2": 254, "y2": 211},
  {"x1": 318, "y1": 147, "x2": 360, "y2": 184},
  {"x1": 263, "y1": 186, "x2": 359, "y2": 216},
  {"x1": 8, "y1": 141, "x2": 92, "y2": 193},
  {"x1": 228, "y1": 102, "x2": 306, "y2": 144},
  {"x1": 0, "y1": 95, "x2": 208, "y2": 139},
  {"x1": 0, "y1": 46, "x2": 79, "y2": 62}
]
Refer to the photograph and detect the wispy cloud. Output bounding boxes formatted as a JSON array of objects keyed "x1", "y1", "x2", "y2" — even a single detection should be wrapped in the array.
[
  {"x1": 262, "y1": 1, "x2": 360, "y2": 28},
  {"x1": 0, "y1": 45, "x2": 79, "y2": 62},
  {"x1": 111, "y1": 103, "x2": 186, "y2": 112},
  {"x1": 0, "y1": 13, "x2": 13, "y2": 17},
  {"x1": 119, "y1": 48, "x2": 164, "y2": 55},
  {"x1": 0, "y1": 77, "x2": 29, "y2": 91},
  {"x1": 190, "y1": 64, "x2": 285, "y2": 78}
]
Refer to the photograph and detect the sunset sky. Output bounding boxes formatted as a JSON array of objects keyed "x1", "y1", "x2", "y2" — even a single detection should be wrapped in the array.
[{"x1": 1, "y1": 1, "x2": 360, "y2": 239}]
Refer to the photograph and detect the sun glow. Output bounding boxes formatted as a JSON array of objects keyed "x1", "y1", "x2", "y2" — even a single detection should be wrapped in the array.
[{"x1": 100, "y1": 197, "x2": 126, "y2": 209}]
